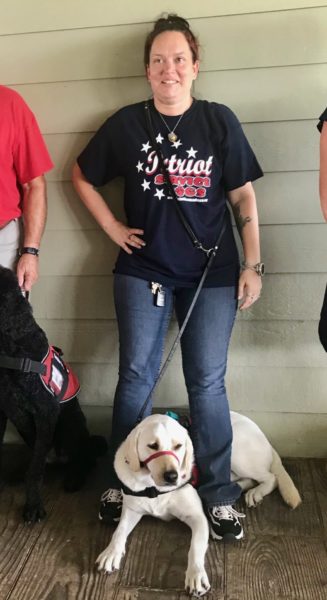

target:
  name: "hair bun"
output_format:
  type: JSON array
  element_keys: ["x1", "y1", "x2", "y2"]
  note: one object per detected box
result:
[{"x1": 154, "y1": 14, "x2": 191, "y2": 33}]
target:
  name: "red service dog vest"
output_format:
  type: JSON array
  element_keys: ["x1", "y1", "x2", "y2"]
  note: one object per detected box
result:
[{"x1": 40, "y1": 346, "x2": 80, "y2": 403}]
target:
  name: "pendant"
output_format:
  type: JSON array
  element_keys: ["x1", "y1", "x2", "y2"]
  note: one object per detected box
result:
[{"x1": 168, "y1": 132, "x2": 177, "y2": 143}]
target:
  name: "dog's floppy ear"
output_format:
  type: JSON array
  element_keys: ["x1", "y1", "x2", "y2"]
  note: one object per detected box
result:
[
  {"x1": 123, "y1": 425, "x2": 141, "y2": 471},
  {"x1": 181, "y1": 433, "x2": 194, "y2": 479}
]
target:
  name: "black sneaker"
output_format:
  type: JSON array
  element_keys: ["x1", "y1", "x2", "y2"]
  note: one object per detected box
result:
[
  {"x1": 98, "y1": 488, "x2": 123, "y2": 524},
  {"x1": 205, "y1": 505, "x2": 245, "y2": 541}
]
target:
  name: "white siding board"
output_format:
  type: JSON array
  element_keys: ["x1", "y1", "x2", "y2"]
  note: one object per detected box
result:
[
  {"x1": 46, "y1": 173, "x2": 322, "y2": 234},
  {"x1": 1, "y1": 1, "x2": 324, "y2": 35},
  {"x1": 44, "y1": 122, "x2": 319, "y2": 183},
  {"x1": 238, "y1": 273, "x2": 326, "y2": 321},
  {"x1": 71, "y1": 362, "x2": 327, "y2": 414},
  {"x1": 10, "y1": 63, "x2": 327, "y2": 135},
  {"x1": 254, "y1": 172, "x2": 322, "y2": 225},
  {"x1": 39, "y1": 225, "x2": 326, "y2": 276},
  {"x1": 47, "y1": 182, "x2": 125, "y2": 231},
  {"x1": 40, "y1": 229, "x2": 119, "y2": 276},
  {"x1": 32, "y1": 273, "x2": 325, "y2": 321},
  {"x1": 199, "y1": 8, "x2": 327, "y2": 71},
  {"x1": 45, "y1": 133, "x2": 92, "y2": 183},
  {"x1": 230, "y1": 320, "x2": 326, "y2": 368},
  {"x1": 1, "y1": 8, "x2": 327, "y2": 85},
  {"x1": 197, "y1": 65, "x2": 327, "y2": 123},
  {"x1": 244, "y1": 121, "x2": 319, "y2": 173},
  {"x1": 33, "y1": 276, "x2": 115, "y2": 320},
  {"x1": 10, "y1": 79, "x2": 149, "y2": 135},
  {"x1": 7, "y1": 406, "x2": 323, "y2": 457},
  {"x1": 38, "y1": 319, "x2": 326, "y2": 368},
  {"x1": 261, "y1": 224, "x2": 326, "y2": 273},
  {"x1": 235, "y1": 412, "x2": 327, "y2": 458}
]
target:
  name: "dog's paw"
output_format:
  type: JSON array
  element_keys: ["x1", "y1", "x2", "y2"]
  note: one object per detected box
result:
[
  {"x1": 23, "y1": 503, "x2": 47, "y2": 524},
  {"x1": 245, "y1": 488, "x2": 263, "y2": 508},
  {"x1": 96, "y1": 545, "x2": 124, "y2": 574},
  {"x1": 185, "y1": 566, "x2": 210, "y2": 597}
]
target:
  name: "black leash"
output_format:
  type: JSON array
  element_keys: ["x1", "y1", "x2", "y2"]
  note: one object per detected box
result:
[
  {"x1": 136, "y1": 103, "x2": 227, "y2": 423},
  {"x1": 145, "y1": 101, "x2": 218, "y2": 256}
]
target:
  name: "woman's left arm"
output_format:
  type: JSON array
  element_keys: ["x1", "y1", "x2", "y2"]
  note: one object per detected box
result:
[{"x1": 227, "y1": 181, "x2": 262, "y2": 310}]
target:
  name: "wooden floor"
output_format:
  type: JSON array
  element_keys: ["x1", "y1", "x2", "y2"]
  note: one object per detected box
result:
[{"x1": 0, "y1": 448, "x2": 326, "y2": 600}]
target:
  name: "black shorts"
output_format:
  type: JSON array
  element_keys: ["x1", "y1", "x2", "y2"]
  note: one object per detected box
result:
[{"x1": 318, "y1": 284, "x2": 327, "y2": 352}]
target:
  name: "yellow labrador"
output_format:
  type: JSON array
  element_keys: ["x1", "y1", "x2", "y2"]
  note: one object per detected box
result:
[
  {"x1": 96, "y1": 412, "x2": 301, "y2": 596},
  {"x1": 230, "y1": 411, "x2": 301, "y2": 510},
  {"x1": 96, "y1": 414, "x2": 210, "y2": 597}
]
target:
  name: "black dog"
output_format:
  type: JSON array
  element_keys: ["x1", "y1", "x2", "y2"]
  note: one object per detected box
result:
[{"x1": 0, "y1": 266, "x2": 107, "y2": 523}]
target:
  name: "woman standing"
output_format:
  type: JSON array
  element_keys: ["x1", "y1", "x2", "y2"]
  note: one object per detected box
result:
[{"x1": 72, "y1": 15, "x2": 263, "y2": 541}]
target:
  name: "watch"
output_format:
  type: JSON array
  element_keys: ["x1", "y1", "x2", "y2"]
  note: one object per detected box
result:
[
  {"x1": 19, "y1": 247, "x2": 40, "y2": 257},
  {"x1": 242, "y1": 261, "x2": 265, "y2": 276}
]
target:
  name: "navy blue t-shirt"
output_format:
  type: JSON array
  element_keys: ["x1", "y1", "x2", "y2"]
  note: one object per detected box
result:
[
  {"x1": 77, "y1": 100, "x2": 263, "y2": 287},
  {"x1": 318, "y1": 107, "x2": 327, "y2": 132}
]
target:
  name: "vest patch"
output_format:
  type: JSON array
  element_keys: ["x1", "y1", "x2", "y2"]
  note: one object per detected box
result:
[{"x1": 40, "y1": 346, "x2": 80, "y2": 403}]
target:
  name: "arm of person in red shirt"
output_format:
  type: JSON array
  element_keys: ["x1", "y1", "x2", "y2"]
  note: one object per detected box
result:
[
  {"x1": 320, "y1": 122, "x2": 327, "y2": 222},
  {"x1": 16, "y1": 175, "x2": 47, "y2": 292}
]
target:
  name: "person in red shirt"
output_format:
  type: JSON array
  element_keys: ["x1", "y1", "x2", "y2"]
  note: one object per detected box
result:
[{"x1": 0, "y1": 85, "x2": 53, "y2": 291}]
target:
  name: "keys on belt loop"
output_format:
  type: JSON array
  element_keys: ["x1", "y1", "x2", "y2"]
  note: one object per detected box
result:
[{"x1": 151, "y1": 282, "x2": 165, "y2": 307}]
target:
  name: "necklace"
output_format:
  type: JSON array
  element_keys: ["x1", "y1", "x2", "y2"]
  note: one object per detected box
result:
[{"x1": 157, "y1": 111, "x2": 184, "y2": 142}]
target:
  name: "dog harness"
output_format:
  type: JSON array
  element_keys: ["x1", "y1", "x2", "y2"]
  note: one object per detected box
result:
[
  {"x1": 122, "y1": 448, "x2": 198, "y2": 498},
  {"x1": 141, "y1": 450, "x2": 180, "y2": 467},
  {"x1": 121, "y1": 479, "x2": 192, "y2": 498},
  {"x1": 39, "y1": 346, "x2": 80, "y2": 403},
  {"x1": 0, "y1": 345, "x2": 80, "y2": 404}
]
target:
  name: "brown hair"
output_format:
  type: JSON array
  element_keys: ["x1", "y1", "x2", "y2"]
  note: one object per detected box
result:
[{"x1": 144, "y1": 14, "x2": 200, "y2": 67}]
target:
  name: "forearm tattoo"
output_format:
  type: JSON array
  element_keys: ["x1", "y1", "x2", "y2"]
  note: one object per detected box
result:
[{"x1": 233, "y1": 201, "x2": 252, "y2": 237}]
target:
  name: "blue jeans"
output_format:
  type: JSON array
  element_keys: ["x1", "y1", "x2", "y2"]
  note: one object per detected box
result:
[{"x1": 110, "y1": 274, "x2": 242, "y2": 507}]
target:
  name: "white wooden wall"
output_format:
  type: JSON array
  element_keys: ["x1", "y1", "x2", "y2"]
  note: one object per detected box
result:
[{"x1": 1, "y1": 0, "x2": 326, "y2": 455}]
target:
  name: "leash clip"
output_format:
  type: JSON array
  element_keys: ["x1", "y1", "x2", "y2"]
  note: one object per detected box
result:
[{"x1": 194, "y1": 240, "x2": 215, "y2": 257}]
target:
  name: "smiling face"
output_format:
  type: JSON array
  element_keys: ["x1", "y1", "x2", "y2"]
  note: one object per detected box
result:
[{"x1": 146, "y1": 31, "x2": 199, "y2": 114}]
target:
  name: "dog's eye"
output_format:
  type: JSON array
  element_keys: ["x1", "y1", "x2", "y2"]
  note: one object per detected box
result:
[
  {"x1": 148, "y1": 443, "x2": 159, "y2": 450},
  {"x1": 174, "y1": 443, "x2": 182, "y2": 450}
]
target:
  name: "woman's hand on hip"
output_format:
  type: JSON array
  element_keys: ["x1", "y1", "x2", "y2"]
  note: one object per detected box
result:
[
  {"x1": 238, "y1": 269, "x2": 262, "y2": 310},
  {"x1": 106, "y1": 220, "x2": 146, "y2": 254}
]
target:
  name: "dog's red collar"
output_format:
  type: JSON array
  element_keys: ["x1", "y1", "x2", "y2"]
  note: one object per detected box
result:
[{"x1": 141, "y1": 450, "x2": 180, "y2": 467}]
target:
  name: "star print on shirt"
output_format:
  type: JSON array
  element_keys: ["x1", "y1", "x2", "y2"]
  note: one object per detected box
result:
[
  {"x1": 136, "y1": 161, "x2": 144, "y2": 172},
  {"x1": 172, "y1": 139, "x2": 182, "y2": 149},
  {"x1": 141, "y1": 141, "x2": 151, "y2": 153},
  {"x1": 141, "y1": 180, "x2": 151, "y2": 191},
  {"x1": 156, "y1": 133, "x2": 164, "y2": 144},
  {"x1": 186, "y1": 147, "x2": 198, "y2": 158},
  {"x1": 154, "y1": 188, "x2": 165, "y2": 200}
]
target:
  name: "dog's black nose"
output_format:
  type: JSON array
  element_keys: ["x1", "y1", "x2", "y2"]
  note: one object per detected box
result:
[{"x1": 163, "y1": 470, "x2": 178, "y2": 484}]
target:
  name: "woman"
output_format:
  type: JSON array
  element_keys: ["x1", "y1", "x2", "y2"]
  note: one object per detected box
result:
[
  {"x1": 72, "y1": 15, "x2": 263, "y2": 541},
  {"x1": 318, "y1": 108, "x2": 327, "y2": 350}
]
